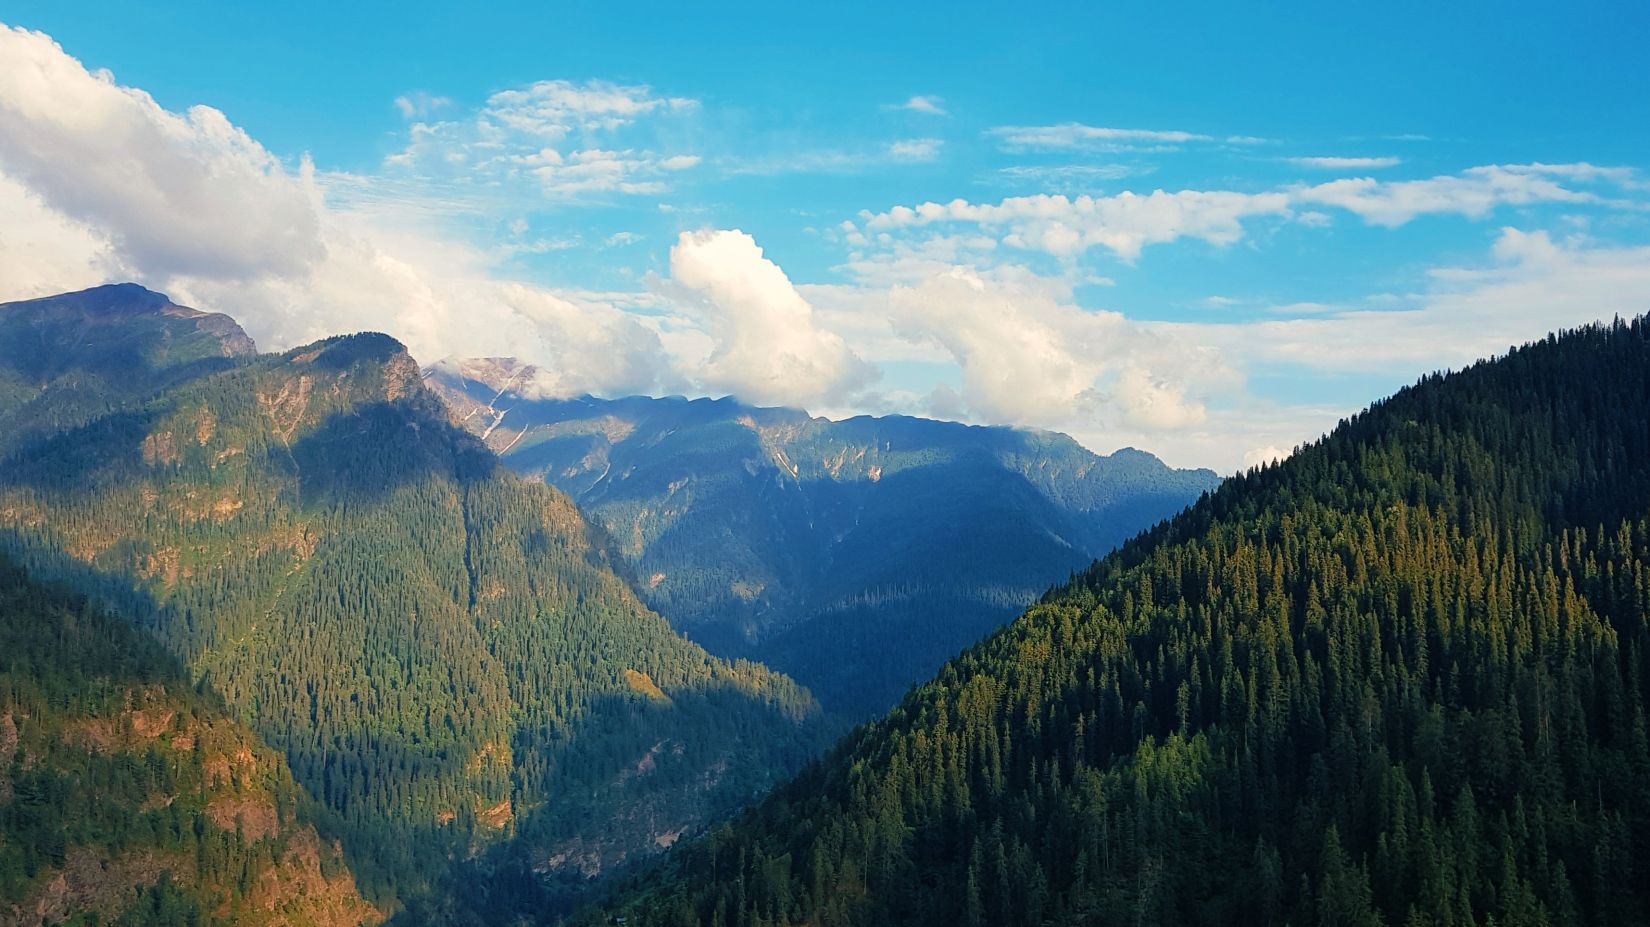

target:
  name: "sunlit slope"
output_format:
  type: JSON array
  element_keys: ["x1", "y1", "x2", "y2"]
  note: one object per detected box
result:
[{"x1": 590, "y1": 318, "x2": 1650, "y2": 926}]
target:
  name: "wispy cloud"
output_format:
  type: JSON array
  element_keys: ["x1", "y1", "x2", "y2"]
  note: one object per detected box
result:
[
  {"x1": 393, "y1": 91, "x2": 452, "y2": 119},
  {"x1": 889, "y1": 95, "x2": 947, "y2": 116},
  {"x1": 861, "y1": 189, "x2": 1293, "y2": 260},
  {"x1": 856, "y1": 163, "x2": 1644, "y2": 260},
  {"x1": 1295, "y1": 163, "x2": 1613, "y2": 226},
  {"x1": 1286, "y1": 155, "x2": 1401, "y2": 170},
  {"x1": 989, "y1": 123, "x2": 1213, "y2": 152},
  {"x1": 479, "y1": 79, "x2": 697, "y2": 137},
  {"x1": 384, "y1": 79, "x2": 701, "y2": 199},
  {"x1": 727, "y1": 139, "x2": 945, "y2": 176},
  {"x1": 888, "y1": 138, "x2": 943, "y2": 162},
  {"x1": 994, "y1": 163, "x2": 1154, "y2": 191},
  {"x1": 988, "y1": 123, "x2": 1277, "y2": 155}
]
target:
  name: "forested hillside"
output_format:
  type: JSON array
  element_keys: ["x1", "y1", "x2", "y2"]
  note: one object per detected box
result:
[
  {"x1": 0, "y1": 555, "x2": 379, "y2": 927},
  {"x1": 430, "y1": 361, "x2": 1219, "y2": 717},
  {"x1": 587, "y1": 317, "x2": 1650, "y2": 926},
  {"x1": 0, "y1": 283, "x2": 255, "y2": 459},
  {"x1": 0, "y1": 286, "x2": 828, "y2": 920}
]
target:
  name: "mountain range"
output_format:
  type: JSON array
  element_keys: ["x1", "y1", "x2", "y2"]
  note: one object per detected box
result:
[
  {"x1": 0, "y1": 285, "x2": 827, "y2": 922},
  {"x1": 428, "y1": 359, "x2": 1219, "y2": 718},
  {"x1": 586, "y1": 317, "x2": 1650, "y2": 926},
  {"x1": 8, "y1": 282, "x2": 1648, "y2": 927}
]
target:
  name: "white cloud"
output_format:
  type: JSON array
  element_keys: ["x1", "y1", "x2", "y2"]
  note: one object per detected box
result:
[
  {"x1": 0, "y1": 170, "x2": 122, "y2": 298},
  {"x1": 875, "y1": 267, "x2": 1221, "y2": 432},
  {"x1": 891, "y1": 95, "x2": 947, "y2": 116},
  {"x1": 480, "y1": 79, "x2": 696, "y2": 137},
  {"x1": 1242, "y1": 445, "x2": 1288, "y2": 469},
  {"x1": 0, "y1": 25, "x2": 324, "y2": 280},
  {"x1": 1128, "y1": 229, "x2": 1650, "y2": 470},
  {"x1": 727, "y1": 140, "x2": 949, "y2": 176},
  {"x1": 667, "y1": 229, "x2": 875, "y2": 408},
  {"x1": 995, "y1": 163, "x2": 1150, "y2": 188},
  {"x1": 383, "y1": 78, "x2": 700, "y2": 199},
  {"x1": 0, "y1": 24, "x2": 669, "y2": 398},
  {"x1": 1296, "y1": 164, "x2": 1603, "y2": 226},
  {"x1": 1286, "y1": 156, "x2": 1401, "y2": 170},
  {"x1": 863, "y1": 189, "x2": 1293, "y2": 260},
  {"x1": 1238, "y1": 227, "x2": 1650, "y2": 372},
  {"x1": 393, "y1": 91, "x2": 452, "y2": 119},
  {"x1": 888, "y1": 138, "x2": 943, "y2": 162},
  {"x1": 989, "y1": 123, "x2": 1214, "y2": 151},
  {"x1": 860, "y1": 163, "x2": 1641, "y2": 261},
  {"x1": 6, "y1": 22, "x2": 1648, "y2": 479}
]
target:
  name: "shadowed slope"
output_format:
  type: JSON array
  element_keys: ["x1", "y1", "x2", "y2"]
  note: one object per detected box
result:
[
  {"x1": 0, "y1": 286, "x2": 829, "y2": 918},
  {"x1": 588, "y1": 318, "x2": 1650, "y2": 926}
]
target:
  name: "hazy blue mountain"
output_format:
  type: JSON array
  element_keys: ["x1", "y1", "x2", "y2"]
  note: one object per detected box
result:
[{"x1": 429, "y1": 359, "x2": 1221, "y2": 717}]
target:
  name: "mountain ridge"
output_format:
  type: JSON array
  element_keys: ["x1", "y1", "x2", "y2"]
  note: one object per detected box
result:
[
  {"x1": 428, "y1": 359, "x2": 1220, "y2": 718},
  {"x1": 0, "y1": 285, "x2": 831, "y2": 919},
  {"x1": 586, "y1": 316, "x2": 1650, "y2": 926}
]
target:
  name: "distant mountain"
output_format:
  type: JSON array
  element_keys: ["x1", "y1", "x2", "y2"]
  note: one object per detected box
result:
[
  {"x1": 428, "y1": 359, "x2": 1221, "y2": 718},
  {"x1": 587, "y1": 318, "x2": 1650, "y2": 926},
  {"x1": 0, "y1": 554, "x2": 379, "y2": 927},
  {"x1": 0, "y1": 286, "x2": 829, "y2": 919}
]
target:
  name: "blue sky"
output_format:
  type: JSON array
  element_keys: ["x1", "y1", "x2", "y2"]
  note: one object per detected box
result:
[{"x1": 1, "y1": 2, "x2": 1647, "y2": 469}]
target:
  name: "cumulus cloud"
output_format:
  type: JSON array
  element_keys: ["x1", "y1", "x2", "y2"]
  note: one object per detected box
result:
[
  {"x1": 667, "y1": 229, "x2": 875, "y2": 407},
  {"x1": 6, "y1": 21, "x2": 1647, "y2": 477},
  {"x1": 0, "y1": 25, "x2": 324, "y2": 280},
  {"x1": 0, "y1": 171, "x2": 122, "y2": 296},
  {"x1": 1242, "y1": 445, "x2": 1289, "y2": 469},
  {"x1": 880, "y1": 267, "x2": 1218, "y2": 431}
]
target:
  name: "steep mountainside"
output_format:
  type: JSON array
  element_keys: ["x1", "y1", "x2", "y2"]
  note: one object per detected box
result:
[
  {"x1": 588, "y1": 318, "x2": 1650, "y2": 926},
  {"x1": 0, "y1": 286, "x2": 828, "y2": 919},
  {"x1": 0, "y1": 283, "x2": 255, "y2": 459},
  {"x1": 429, "y1": 360, "x2": 1219, "y2": 717},
  {"x1": 0, "y1": 555, "x2": 378, "y2": 927}
]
